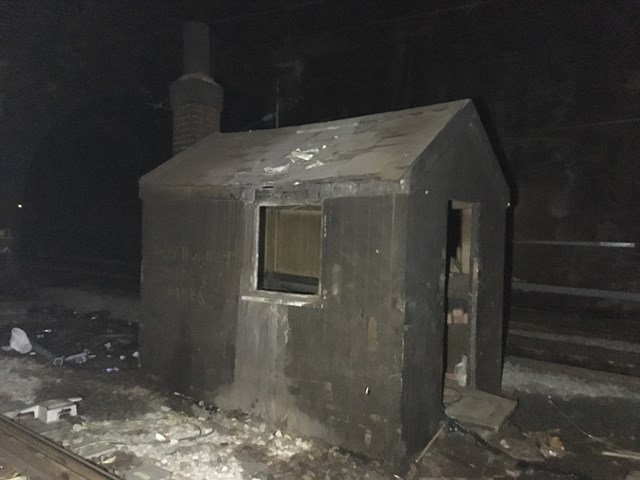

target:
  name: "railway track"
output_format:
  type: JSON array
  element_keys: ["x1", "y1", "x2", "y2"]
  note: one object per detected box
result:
[{"x1": 0, "y1": 415, "x2": 120, "y2": 480}]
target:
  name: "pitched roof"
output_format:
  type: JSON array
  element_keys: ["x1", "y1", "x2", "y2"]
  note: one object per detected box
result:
[{"x1": 140, "y1": 100, "x2": 472, "y2": 189}]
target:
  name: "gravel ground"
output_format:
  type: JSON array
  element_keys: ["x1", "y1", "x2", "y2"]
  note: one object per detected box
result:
[
  {"x1": 3, "y1": 297, "x2": 640, "y2": 479},
  {"x1": 0, "y1": 356, "x2": 42, "y2": 404},
  {"x1": 503, "y1": 358, "x2": 640, "y2": 400},
  {"x1": 0, "y1": 355, "x2": 390, "y2": 480}
]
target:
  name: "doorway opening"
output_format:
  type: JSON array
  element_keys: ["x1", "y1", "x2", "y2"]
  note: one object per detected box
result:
[{"x1": 442, "y1": 201, "x2": 477, "y2": 405}]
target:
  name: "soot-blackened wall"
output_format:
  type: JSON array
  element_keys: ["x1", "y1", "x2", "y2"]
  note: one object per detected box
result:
[
  {"x1": 217, "y1": 194, "x2": 409, "y2": 465},
  {"x1": 402, "y1": 110, "x2": 508, "y2": 457},
  {"x1": 140, "y1": 197, "x2": 243, "y2": 396},
  {"x1": 139, "y1": 102, "x2": 508, "y2": 471}
]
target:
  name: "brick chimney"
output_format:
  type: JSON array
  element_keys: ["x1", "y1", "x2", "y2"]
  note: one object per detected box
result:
[{"x1": 170, "y1": 21, "x2": 223, "y2": 155}]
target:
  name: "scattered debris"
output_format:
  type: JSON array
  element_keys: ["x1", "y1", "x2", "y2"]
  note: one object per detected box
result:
[
  {"x1": 601, "y1": 450, "x2": 640, "y2": 461},
  {"x1": 65, "y1": 351, "x2": 88, "y2": 364},
  {"x1": 3, "y1": 300, "x2": 640, "y2": 479},
  {"x1": 263, "y1": 164, "x2": 290, "y2": 174},
  {"x1": 30, "y1": 342, "x2": 64, "y2": 366},
  {"x1": 1, "y1": 304, "x2": 139, "y2": 371},
  {"x1": 2, "y1": 474, "x2": 28, "y2": 480},
  {"x1": 538, "y1": 433, "x2": 566, "y2": 459},
  {"x1": 492, "y1": 429, "x2": 543, "y2": 463},
  {"x1": 287, "y1": 147, "x2": 319, "y2": 161},
  {"x1": 454, "y1": 354, "x2": 468, "y2": 387},
  {"x1": 524, "y1": 429, "x2": 568, "y2": 460},
  {"x1": 124, "y1": 463, "x2": 172, "y2": 480},
  {"x1": 419, "y1": 423, "x2": 446, "y2": 463},
  {"x1": 263, "y1": 147, "x2": 326, "y2": 175},
  {"x1": 8, "y1": 327, "x2": 32, "y2": 353},
  {"x1": 74, "y1": 439, "x2": 118, "y2": 459},
  {"x1": 98, "y1": 452, "x2": 118, "y2": 465}
]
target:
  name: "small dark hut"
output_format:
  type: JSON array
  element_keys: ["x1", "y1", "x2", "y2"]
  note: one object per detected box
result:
[
  {"x1": 140, "y1": 21, "x2": 509, "y2": 471},
  {"x1": 140, "y1": 100, "x2": 510, "y2": 469}
]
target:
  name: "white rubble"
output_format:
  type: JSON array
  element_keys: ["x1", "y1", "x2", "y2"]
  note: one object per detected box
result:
[{"x1": 0, "y1": 356, "x2": 388, "y2": 479}]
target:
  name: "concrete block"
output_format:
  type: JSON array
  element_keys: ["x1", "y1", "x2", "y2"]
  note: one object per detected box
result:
[{"x1": 6, "y1": 398, "x2": 81, "y2": 424}]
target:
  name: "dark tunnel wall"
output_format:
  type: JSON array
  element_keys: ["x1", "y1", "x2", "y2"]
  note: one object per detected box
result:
[
  {"x1": 21, "y1": 98, "x2": 171, "y2": 264},
  {"x1": 311, "y1": 1, "x2": 640, "y2": 319}
]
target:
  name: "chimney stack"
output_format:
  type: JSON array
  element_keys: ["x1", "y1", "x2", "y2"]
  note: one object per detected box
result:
[{"x1": 170, "y1": 22, "x2": 223, "y2": 155}]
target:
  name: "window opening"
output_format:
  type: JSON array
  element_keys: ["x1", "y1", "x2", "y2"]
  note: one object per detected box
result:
[{"x1": 257, "y1": 205, "x2": 322, "y2": 295}]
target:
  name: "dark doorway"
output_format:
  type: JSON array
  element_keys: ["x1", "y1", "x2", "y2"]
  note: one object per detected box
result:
[{"x1": 443, "y1": 200, "x2": 477, "y2": 402}]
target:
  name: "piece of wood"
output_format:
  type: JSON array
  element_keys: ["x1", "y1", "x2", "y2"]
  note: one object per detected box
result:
[
  {"x1": 444, "y1": 382, "x2": 517, "y2": 431},
  {"x1": 414, "y1": 422, "x2": 446, "y2": 464},
  {"x1": 601, "y1": 450, "x2": 640, "y2": 461}
]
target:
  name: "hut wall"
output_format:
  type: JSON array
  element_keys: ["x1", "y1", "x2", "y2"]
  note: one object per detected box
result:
[
  {"x1": 140, "y1": 196, "x2": 244, "y2": 397},
  {"x1": 218, "y1": 194, "x2": 409, "y2": 465},
  {"x1": 401, "y1": 107, "x2": 508, "y2": 459}
]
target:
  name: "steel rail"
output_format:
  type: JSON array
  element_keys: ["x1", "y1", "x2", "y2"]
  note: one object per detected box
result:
[{"x1": 0, "y1": 415, "x2": 121, "y2": 480}]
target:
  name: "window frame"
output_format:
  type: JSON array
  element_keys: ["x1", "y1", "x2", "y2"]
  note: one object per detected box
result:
[{"x1": 242, "y1": 201, "x2": 325, "y2": 307}]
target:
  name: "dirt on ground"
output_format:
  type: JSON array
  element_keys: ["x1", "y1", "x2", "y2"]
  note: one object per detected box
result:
[{"x1": 1, "y1": 294, "x2": 640, "y2": 479}]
